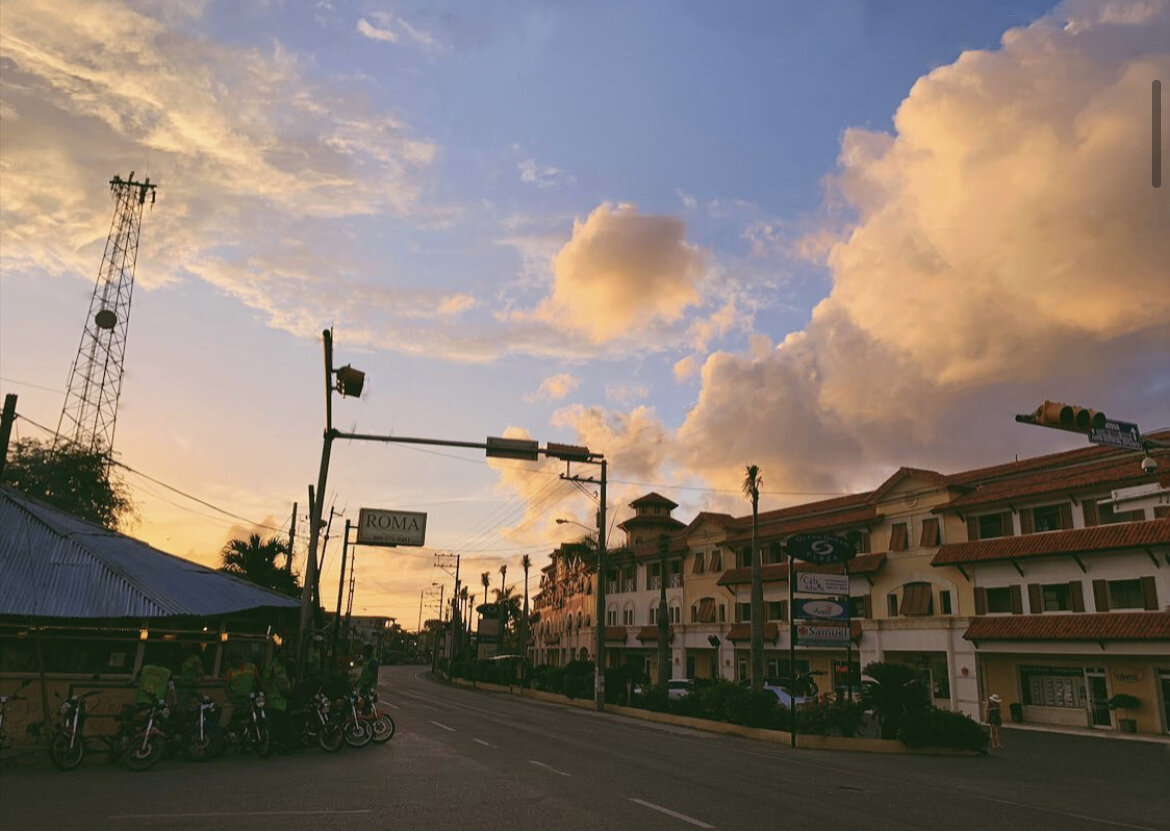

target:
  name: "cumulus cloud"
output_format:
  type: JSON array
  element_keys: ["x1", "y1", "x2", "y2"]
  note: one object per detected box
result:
[
  {"x1": 520, "y1": 203, "x2": 707, "y2": 344},
  {"x1": 527, "y1": 373, "x2": 580, "y2": 402}
]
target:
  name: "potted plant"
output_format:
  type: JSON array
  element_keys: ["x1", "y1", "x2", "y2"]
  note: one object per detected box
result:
[{"x1": 1109, "y1": 693, "x2": 1140, "y2": 732}]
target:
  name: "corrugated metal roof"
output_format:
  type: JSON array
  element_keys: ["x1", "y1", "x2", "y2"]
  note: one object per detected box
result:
[{"x1": 0, "y1": 488, "x2": 300, "y2": 619}]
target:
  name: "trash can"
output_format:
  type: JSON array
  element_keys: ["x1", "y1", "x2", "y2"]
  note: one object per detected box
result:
[{"x1": 1009, "y1": 702, "x2": 1023, "y2": 723}]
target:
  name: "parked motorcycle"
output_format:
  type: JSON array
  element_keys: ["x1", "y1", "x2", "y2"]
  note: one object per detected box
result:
[
  {"x1": 290, "y1": 689, "x2": 343, "y2": 753},
  {"x1": 340, "y1": 689, "x2": 373, "y2": 748},
  {"x1": 117, "y1": 699, "x2": 171, "y2": 771},
  {"x1": 47, "y1": 689, "x2": 102, "y2": 771},
  {"x1": 179, "y1": 695, "x2": 225, "y2": 761},
  {"x1": 356, "y1": 688, "x2": 395, "y2": 744},
  {"x1": 224, "y1": 690, "x2": 271, "y2": 758}
]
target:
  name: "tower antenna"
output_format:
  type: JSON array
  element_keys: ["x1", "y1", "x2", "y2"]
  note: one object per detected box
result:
[{"x1": 56, "y1": 172, "x2": 157, "y2": 456}]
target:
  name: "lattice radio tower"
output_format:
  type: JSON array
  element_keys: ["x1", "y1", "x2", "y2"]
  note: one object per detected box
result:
[{"x1": 57, "y1": 172, "x2": 157, "y2": 455}]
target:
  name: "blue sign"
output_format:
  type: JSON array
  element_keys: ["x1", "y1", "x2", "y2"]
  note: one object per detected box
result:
[{"x1": 1088, "y1": 419, "x2": 1143, "y2": 451}]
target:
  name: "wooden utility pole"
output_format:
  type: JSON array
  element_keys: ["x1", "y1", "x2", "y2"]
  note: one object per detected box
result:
[
  {"x1": 0, "y1": 393, "x2": 17, "y2": 481},
  {"x1": 657, "y1": 534, "x2": 670, "y2": 686},
  {"x1": 286, "y1": 501, "x2": 297, "y2": 572}
]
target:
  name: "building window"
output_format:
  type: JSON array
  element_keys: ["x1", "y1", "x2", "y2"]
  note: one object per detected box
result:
[
  {"x1": 889, "y1": 522, "x2": 909, "y2": 551},
  {"x1": 766, "y1": 601, "x2": 784, "y2": 621},
  {"x1": 887, "y1": 593, "x2": 898, "y2": 617},
  {"x1": 709, "y1": 549, "x2": 723, "y2": 572},
  {"x1": 692, "y1": 552, "x2": 705, "y2": 574},
  {"x1": 1032, "y1": 504, "x2": 1065, "y2": 532},
  {"x1": 899, "y1": 582, "x2": 933, "y2": 616},
  {"x1": 739, "y1": 547, "x2": 752, "y2": 569},
  {"x1": 974, "y1": 512, "x2": 1012, "y2": 540},
  {"x1": 985, "y1": 587, "x2": 1015, "y2": 613},
  {"x1": 622, "y1": 606, "x2": 634, "y2": 626},
  {"x1": 920, "y1": 517, "x2": 941, "y2": 548},
  {"x1": 939, "y1": 590, "x2": 952, "y2": 615},
  {"x1": 607, "y1": 608, "x2": 617, "y2": 626},
  {"x1": 718, "y1": 603, "x2": 727, "y2": 623},
  {"x1": 668, "y1": 560, "x2": 682, "y2": 588},
  {"x1": 766, "y1": 542, "x2": 784, "y2": 565},
  {"x1": 843, "y1": 529, "x2": 870, "y2": 554},
  {"x1": 849, "y1": 595, "x2": 872, "y2": 619},
  {"x1": 1021, "y1": 666, "x2": 1086, "y2": 709},
  {"x1": 738, "y1": 602, "x2": 751, "y2": 623},
  {"x1": 669, "y1": 605, "x2": 681, "y2": 625},
  {"x1": 1042, "y1": 584, "x2": 1070, "y2": 612},
  {"x1": 695, "y1": 597, "x2": 717, "y2": 624},
  {"x1": 1108, "y1": 579, "x2": 1146, "y2": 610}
]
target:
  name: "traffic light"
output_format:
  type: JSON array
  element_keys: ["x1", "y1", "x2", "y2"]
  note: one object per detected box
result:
[{"x1": 1015, "y1": 400, "x2": 1107, "y2": 433}]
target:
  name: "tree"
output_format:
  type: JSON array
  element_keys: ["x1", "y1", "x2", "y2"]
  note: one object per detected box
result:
[
  {"x1": 493, "y1": 583, "x2": 523, "y2": 642},
  {"x1": 2, "y1": 438, "x2": 133, "y2": 530},
  {"x1": 520, "y1": 554, "x2": 532, "y2": 670},
  {"x1": 220, "y1": 533, "x2": 301, "y2": 597},
  {"x1": 743, "y1": 464, "x2": 763, "y2": 690},
  {"x1": 481, "y1": 571, "x2": 491, "y2": 634},
  {"x1": 860, "y1": 661, "x2": 930, "y2": 739}
]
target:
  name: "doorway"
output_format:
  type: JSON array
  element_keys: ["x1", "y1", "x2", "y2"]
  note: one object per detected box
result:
[
  {"x1": 1160, "y1": 671, "x2": 1170, "y2": 735},
  {"x1": 1085, "y1": 670, "x2": 1112, "y2": 729}
]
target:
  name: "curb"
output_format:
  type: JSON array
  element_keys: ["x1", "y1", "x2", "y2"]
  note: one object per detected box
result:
[{"x1": 446, "y1": 677, "x2": 978, "y2": 756}]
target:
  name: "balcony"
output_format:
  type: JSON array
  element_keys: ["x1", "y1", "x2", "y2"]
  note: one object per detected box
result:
[
  {"x1": 668, "y1": 574, "x2": 682, "y2": 588},
  {"x1": 607, "y1": 581, "x2": 619, "y2": 594},
  {"x1": 622, "y1": 579, "x2": 636, "y2": 593},
  {"x1": 649, "y1": 576, "x2": 662, "y2": 591}
]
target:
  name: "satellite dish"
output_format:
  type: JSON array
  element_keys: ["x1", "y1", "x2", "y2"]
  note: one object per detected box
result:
[{"x1": 94, "y1": 309, "x2": 117, "y2": 329}]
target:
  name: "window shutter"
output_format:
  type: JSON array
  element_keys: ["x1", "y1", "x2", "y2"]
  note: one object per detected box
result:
[
  {"x1": 1155, "y1": 506, "x2": 1170, "y2": 519},
  {"x1": 1010, "y1": 585, "x2": 1023, "y2": 615},
  {"x1": 860, "y1": 531, "x2": 871, "y2": 553},
  {"x1": 779, "y1": 600, "x2": 789, "y2": 622},
  {"x1": 862, "y1": 594, "x2": 872, "y2": 619},
  {"x1": 1083, "y1": 500, "x2": 1099, "y2": 527},
  {"x1": 1058, "y1": 503, "x2": 1073, "y2": 530},
  {"x1": 974, "y1": 587, "x2": 987, "y2": 615},
  {"x1": 1028, "y1": 583, "x2": 1043, "y2": 614},
  {"x1": 1019, "y1": 510, "x2": 1034, "y2": 535},
  {"x1": 1069, "y1": 581, "x2": 1085, "y2": 612},
  {"x1": 890, "y1": 523, "x2": 908, "y2": 551},
  {"x1": 920, "y1": 517, "x2": 940, "y2": 548},
  {"x1": 1001, "y1": 511, "x2": 1015, "y2": 536},
  {"x1": 1141, "y1": 576, "x2": 1159, "y2": 611},
  {"x1": 967, "y1": 517, "x2": 980, "y2": 542},
  {"x1": 1093, "y1": 579, "x2": 1110, "y2": 612}
]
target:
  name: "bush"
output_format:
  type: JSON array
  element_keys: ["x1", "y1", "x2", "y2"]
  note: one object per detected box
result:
[
  {"x1": 725, "y1": 688, "x2": 780, "y2": 728},
  {"x1": 898, "y1": 707, "x2": 989, "y2": 752},
  {"x1": 698, "y1": 681, "x2": 743, "y2": 722},
  {"x1": 796, "y1": 700, "x2": 865, "y2": 737}
]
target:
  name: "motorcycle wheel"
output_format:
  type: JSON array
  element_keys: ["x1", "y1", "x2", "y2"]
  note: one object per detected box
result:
[
  {"x1": 48, "y1": 731, "x2": 85, "y2": 771},
  {"x1": 254, "y1": 723, "x2": 272, "y2": 759},
  {"x1": 370, "y1": 715, "x2": 395, "y2": 743},
  {"x1": 317, "y1": 722, "x2": 344, "y2": 753},
  {"x1": 124, "y1": 734, "x2": 165, "y2": 771},
  {"x1": 343, "y1": 719, "x2": 372, "y2": 748},
  {"x1": 184, "y1": 726, "x2": 225, "y2": 762}
]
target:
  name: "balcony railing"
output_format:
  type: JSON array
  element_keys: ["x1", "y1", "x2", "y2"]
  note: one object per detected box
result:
[
  {"x1": 607, "y1": 581, "x2": 619, "y2": 594},
  {"x1": 622, "y1": 579, "x2": 636, "y2": 593},
  {"x1": 668, "y1": 574, "x2": 682, "y2": 588},
  {"x1": 649, "y1": 577, "x2": 661, "y2": 590}
]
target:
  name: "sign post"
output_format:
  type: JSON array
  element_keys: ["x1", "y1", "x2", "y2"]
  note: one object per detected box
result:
[{"x1": 784, "y1": 532, "x2": 857, "y2": 749}]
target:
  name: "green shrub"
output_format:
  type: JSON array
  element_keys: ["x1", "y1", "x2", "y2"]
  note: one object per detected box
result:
[
  {"x1": 726, "y1": 688, "x2": 779, "y2": 728},
  {"x1": 898, "y1": 707, "x2": 989, "y2": 752},
  {"x1": 698, "y1": 681, "x2": 743, "y2": 722}
]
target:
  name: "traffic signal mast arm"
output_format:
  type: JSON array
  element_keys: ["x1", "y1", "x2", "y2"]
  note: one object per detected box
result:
[{"x1": 1015, "y1": 400, "x2": 1107, "y2": 433}]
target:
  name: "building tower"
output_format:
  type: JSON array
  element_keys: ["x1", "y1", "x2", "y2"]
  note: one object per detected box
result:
[{"x1": 57, "y1": 172, "x2": 157, "y2": 455}]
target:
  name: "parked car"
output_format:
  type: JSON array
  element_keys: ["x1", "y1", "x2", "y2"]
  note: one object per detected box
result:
[
  {"x1": 666, "y1": 679, "x2": 695, "y2": 700},
  {"x1": 760, "y1": 683, "x2": 807, "y2": 709}
]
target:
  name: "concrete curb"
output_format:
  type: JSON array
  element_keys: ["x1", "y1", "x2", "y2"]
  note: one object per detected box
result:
[{"x1": 447, "y1": 677, "x2": 978, "y2": 756}]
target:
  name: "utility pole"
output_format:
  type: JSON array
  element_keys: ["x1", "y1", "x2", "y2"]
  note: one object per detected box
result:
[
  {"x1": 561, "y1": 455, "x2": 608, "y2": 710},
  {"x1": 0, "y1": 394, "x2": 17, "y2": 481},
  {"x1": 657, "y1": 533, "x2": 670, "y2": 686},
  {"x1": 434, "y1": 553, "x2": 461, "y2": 663},
  {"x1": 286, "y1": 501, "x2": 298, "y2": 573},
  {"x1": 332, "y1": 519, "x2": 352, "y2": 666}
]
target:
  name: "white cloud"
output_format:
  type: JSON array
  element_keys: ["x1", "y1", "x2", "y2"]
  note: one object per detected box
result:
[
  {"x1": 527, "y1": 373, "x2": 580, "y2": 402},
  {"x1": 357, "y1": 17, "x2": 398, "y2": 43},
  {"x1": 518, "y1": 158, "x2": 576, "y2": 189}
]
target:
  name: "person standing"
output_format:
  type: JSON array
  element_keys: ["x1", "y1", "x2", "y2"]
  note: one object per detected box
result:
[
  {"x1": 224, "y1": 651, "x2": 259, "y2": 727},
  {"x1": 357, "y1": 644, "x2": 380, "y2": 694},
  {"x1": 987, "y1": 693, "x2": 1004, "y2": 750},
  {"x1": 176, "y1": 644, "x2": 205, "y2": 707},
  {"x1": 264, "y1": 650, "x2": 292, "y2": 753}
]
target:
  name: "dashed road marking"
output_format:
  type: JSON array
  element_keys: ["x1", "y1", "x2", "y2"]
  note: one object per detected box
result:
[
  {"x1": 529, "y1": 759, "x2": 571, "y2": 776},
  {"x1": 379, "y1": 700, "x2": 400, "y2": 710},
  {"x1": 472, "y1": 738, "x2": 495, "y2": 747},
  {"x1": 629, "y1": 798, "x2": 714, "y2": 830},
  {"x1": 110, "y1": 810, "x2": 372, "y2": 820},
  {"x1": 430, "y1": 720, "x2": 456, "y2": 732}
]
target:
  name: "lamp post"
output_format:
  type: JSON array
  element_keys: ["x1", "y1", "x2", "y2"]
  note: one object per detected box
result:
[{"x1": 557, "y1": 479, "x2": 609, "y2": 712}]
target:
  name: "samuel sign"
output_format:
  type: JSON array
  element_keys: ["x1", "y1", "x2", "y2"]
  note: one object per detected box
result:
[{"x1": 356, "y1": 508, "x2": 428, "y2": 547}]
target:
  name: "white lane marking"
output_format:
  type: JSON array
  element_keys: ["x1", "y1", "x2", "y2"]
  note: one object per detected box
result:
[
  {"x1": 629, "y1": 798, "x2": 714, "y2": 830},
  {"x1": 110, "y1": 810, "x2": 371, "y2": 820},
  {"x1": 472, "y1": 738, "x2": 495, "y2": 747},
  {"x1": 529, "y1": 759, "x2": 571, "y2": 777},
  {"x1": 430, "y1": 720, "x2": 456, "y2": 732},
  {"x1": 379, "y1": 700, "x2": 400, "y2": 710}
]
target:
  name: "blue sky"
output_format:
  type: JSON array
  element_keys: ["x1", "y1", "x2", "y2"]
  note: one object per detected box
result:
[{"x1": 2, "y1": 0, "x2": 1167, "y2": 625}]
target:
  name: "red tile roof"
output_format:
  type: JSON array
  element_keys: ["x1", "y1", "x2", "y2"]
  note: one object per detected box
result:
[
  {"x1": 932, "y1": 519, "x2": 1170, "y2": 566},
  {"x1": 725, "y1": 622, "x2": 782, "y2": 642},
  {"x1": 964, "y1": 612, "x2": 1170, "y2": 642},
  {"x1": 604, "y1": 626, "x2": 627, "y2": 641},
  {"x1": 635, "y1": 625, "x2": 673, "y2": 641},
  {"x1": 722, "y1": 503, "x2": 880, "y2": 547},
  {"x1": 630, "y1": 492, "x2": 678, "y2": 509}
]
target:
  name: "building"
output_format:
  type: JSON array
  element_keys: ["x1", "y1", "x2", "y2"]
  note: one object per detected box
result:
[{"x1": 527, "y1": 433, "x2": 1170, "y2": 735}]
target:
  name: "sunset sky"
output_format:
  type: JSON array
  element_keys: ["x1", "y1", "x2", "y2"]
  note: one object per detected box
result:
[{"x1": 2, "y1": 0, "x2": 1167, "y2": 628}]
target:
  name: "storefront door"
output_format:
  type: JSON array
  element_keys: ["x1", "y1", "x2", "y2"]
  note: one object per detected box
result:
[
  {"x1": 1085, "y1": 671, "x2": 1112, "y2": 728},
  {"x1": 1160, "y1": 672, "x2": 1170, "y2": 735}
]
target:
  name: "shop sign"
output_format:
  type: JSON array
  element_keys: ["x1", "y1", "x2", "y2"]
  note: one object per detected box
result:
[
  {"x1": 796, "y1": 572, "x2": 850, "y2": 596},
  {"x1": 795, "y1": 597, "x2": 849, "y2": 621},
  {"x1": 796, "y1": 621, "x2": 850, "y2": 647}
]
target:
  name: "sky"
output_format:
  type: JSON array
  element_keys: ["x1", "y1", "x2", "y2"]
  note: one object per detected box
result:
[{"x1": 2, "y1": 0, "x2": 1167, "y2": 629}]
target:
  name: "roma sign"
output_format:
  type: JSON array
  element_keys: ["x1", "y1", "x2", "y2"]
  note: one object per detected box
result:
[{"x1": 356, "y1": 508, "x2": 427, "y2": 547}]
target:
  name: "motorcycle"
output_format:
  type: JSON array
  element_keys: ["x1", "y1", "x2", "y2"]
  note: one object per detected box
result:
[
  {"x1": 224, "y1": 690, "x2": 271, "y2": 758},
  {"x1": 117, "y1": 698, "x2": 171, "y2": 771},
  {"x1": 290, "y1": 689, "x2": 343, "y2": 753},
  {"x1": 356, "y1": 688, "x2": 395, "y2": 744},
  {"x1": 340, "y1": 689, "x2": 373, "y2": 748},
  {"x1": 180, "y1": 695, "x2": 225, "y2": 762},
  {"x1": 0, "y1": 678, "x2": 31, "y2": 751},
  {"x1": 47, "y1": 689, "x2": 101, "y2": 771}
]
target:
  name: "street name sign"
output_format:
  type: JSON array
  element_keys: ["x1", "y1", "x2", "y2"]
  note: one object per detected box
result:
[
  {"x1": 1088, "y1": 419, "x2": 1144, "y2": 451},
  {"x1": 795, "y1": 597, "x2": 850, "y2": 621},
  {"x1": 795, "y1": 572, "x2": 850, "y2": 596},
  {"x1": 796, "y1": 621, "x2": 850, "y2": 647},
  {"x1": 356, "y1": 508, "x2": 428, "y2": 547},
  {"x1": 785, "y1": 532, "x2": 857, "y2": 565}
]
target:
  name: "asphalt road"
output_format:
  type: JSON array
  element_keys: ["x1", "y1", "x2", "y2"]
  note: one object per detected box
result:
[{"x1": 1, "y1": 664, "x2": 1167, "y2": 830}]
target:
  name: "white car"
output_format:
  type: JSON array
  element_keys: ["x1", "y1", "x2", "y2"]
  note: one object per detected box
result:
[
  {"x1": 760, "y1": 683, "x2": 809, "y2": 709},
  {"x1": 667, "y1": 679, "x2": 695, "y2": 700}
]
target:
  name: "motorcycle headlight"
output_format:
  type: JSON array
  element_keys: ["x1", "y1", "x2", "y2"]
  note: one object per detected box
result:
[
  {"x1": 59, "y1": 703, "x2": 71, "y2": 715},
  {"x1": 160, "y1": 707, "x2": 171, "y2": 719},
  {"x1": 255, "y1": 694, "x2": 266, "y2": 708}
]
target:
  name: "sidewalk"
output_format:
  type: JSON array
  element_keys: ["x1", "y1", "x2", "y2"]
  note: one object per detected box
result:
[{"x1": 1004, "y1": 720, "x2": 1170, "y2": 746}]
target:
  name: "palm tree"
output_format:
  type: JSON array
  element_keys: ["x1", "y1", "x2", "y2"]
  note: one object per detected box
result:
[
  {"x1": 520, "y1": 554, "x2": 532, "y2": 673},
  {"x1": 220, "y1": 533, "x2": 299, "y2": 597},
  {"x1": 743, "y1": 464, "x2": 763, "y2": 690},
  {"x1": 860, "y1": 662, "x2": 929, "y2": 739},
  {"x1": 499, "y1": 564, "x2": 509, "y2": 650}
]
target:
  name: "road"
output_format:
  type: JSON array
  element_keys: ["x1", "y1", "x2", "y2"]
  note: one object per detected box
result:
[{"x1": 1, "y1": 664, "x2": 1166, "y2": 830}]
